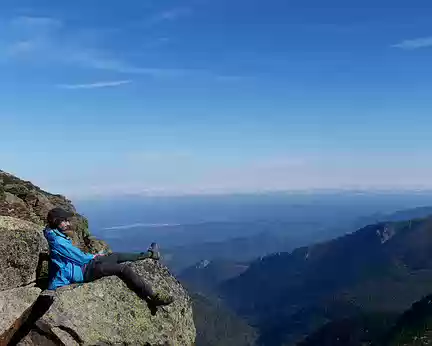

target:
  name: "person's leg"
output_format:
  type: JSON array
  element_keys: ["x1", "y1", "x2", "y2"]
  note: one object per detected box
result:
[
  {"x1": 97, "y1": 243, "x2": 160, "y2": 264},
  {"x1": 84, "y1": 260, "x2": 153, "y2": 298},
  {"x1": 98, "y1": 253, "x2": 144, "y2": 263},
  {"x1": 84, "y1": 259, "x2": 173, "y2": 308}
]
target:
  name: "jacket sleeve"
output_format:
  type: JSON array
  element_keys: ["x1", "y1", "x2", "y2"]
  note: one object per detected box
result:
[{"x1": 46, "y1": 232, "x2": 95, "y2": 265}]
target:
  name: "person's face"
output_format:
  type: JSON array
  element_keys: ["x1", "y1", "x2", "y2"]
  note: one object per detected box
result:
[{"x1": 58, "y1": 219, "x2": 71, "y2": 232}]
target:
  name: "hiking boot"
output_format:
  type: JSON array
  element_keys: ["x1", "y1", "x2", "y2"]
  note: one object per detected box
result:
[
  {"x1": 147, "y1": 242, "x2": 160, "y2": 260},
  {"x1": 149, "y1": 291, "x2": 174, "y2": 306},
  {"x1": 146, "y1": 291, "x2": 174, "y2": 315}
]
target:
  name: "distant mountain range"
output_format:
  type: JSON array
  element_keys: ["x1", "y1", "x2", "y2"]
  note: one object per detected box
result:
[
  {"x1": 92, "y1": 204, "x2": 432, "y2": 275},
  {"x1": 98, "y1": 220, "x2": 330, "y2": 255},
  {"x1": 78, "y1": 192, "x2": 432, "y2": 232},
  {"x1": 172, "y1": 207, "x2": 432, "y2": 345},
  {"x1": 179, "y1": 259, "x2": 249, "y2": 295},
  {"x1": 211, "y1": 210, "x2": 432, "y2": 345},
  {"x1": 170, "y1": 206, "x2": 432, "y2": 345},
  {"x1": 165, "y1": 229, "x2": 310, "y2": 273},
  {"x1": 164, "y1": 206, "x2": 432, "y2": 274},
  {"x1": 82, "y1": 192, "x2": 432, "y2": 254},
  {"x1": 353, "y1": 206, "x2": 432, "y2": 229}
]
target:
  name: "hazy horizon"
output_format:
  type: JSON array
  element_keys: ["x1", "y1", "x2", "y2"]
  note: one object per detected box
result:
[{"x1": 75, "y1": 190, "x2": 432, "y2": 231}]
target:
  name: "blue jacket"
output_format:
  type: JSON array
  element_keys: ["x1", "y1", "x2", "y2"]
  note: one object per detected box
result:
[{"x1": 44, "y1": 227, "x2": 95, "y2": 290}]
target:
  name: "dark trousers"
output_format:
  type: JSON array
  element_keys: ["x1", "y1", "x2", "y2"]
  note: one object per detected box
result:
[{"x1": 83, "y1": 253, "x2": 154, "y2": 300}]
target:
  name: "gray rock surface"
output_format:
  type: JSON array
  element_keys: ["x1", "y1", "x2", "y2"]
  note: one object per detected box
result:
[
  {"x1": 0, "y1": 216, "x2": 46, "y2": 290},
  {"x1": 0, "y1": 285, "x2": 41, "y2": 345},
  {"x1": 37, "y1": 260, "x2": 196, "y2": 346},
  {"x1": 17, "y1": 329, "x2": 57, "y2": 346}
]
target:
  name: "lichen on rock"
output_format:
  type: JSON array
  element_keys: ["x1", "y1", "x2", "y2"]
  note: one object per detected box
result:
[
  {"x1": 37, "y1": 260, "x2": 195, "y2": 345},
  {"x1": 0, "y1": 216, "x2": 46, "y2": 291}
]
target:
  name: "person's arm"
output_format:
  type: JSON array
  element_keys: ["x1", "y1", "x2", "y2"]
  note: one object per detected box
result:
[{"x1": 46, "y1": 231, "x2": 95, "y2": 265}]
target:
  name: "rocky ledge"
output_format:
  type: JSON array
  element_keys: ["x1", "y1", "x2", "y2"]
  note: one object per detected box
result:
[{"x1": 0, "y1": 170, "x2": 196, "y2": 345}]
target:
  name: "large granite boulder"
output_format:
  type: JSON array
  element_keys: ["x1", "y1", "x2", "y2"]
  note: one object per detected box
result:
[
  {"x1": 0, "y1": 285, "x2": 41, "y2": 345},
  {"x1": 0, "y1": 216, "x2": 46, "y2": 291},
  {"x1": 36, "y1": 260, "x2": 196, "y2": 345}
]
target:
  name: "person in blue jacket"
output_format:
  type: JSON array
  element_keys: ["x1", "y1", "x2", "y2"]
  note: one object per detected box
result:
[{"x1": 44, "y1": 207, "x2": 173, "y2": 311}]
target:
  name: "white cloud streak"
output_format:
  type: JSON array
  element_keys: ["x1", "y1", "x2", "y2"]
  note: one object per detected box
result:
[
  {"x1": 2, "y1": 15, "x2": 240, "y2": 81},
  {"x1": 149, "y1": 7, "x2": 192, "y2": 24},
  {"x1": 67, "y1": 51, "x2": 191, "y2": 77},
  {"x1": 6, "y1": 40, "x2": 37, "y2": 56},
  {"x1": 10, "y1": 16, "x2": 62, "y2": 30},
  {"x1": 2, "y1": 16, "x2": 190, "y2": 77},
  {"x1": 57, "y1": 80, "x2": 132, "y2": 89},
  {"x1": 392, "y1": 36, "x2": 432, "y2": 50}
]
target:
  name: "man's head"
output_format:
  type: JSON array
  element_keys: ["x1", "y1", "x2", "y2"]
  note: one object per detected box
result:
[{"x1": 47, "y1": 207, "x2": 74, "y2": 232}]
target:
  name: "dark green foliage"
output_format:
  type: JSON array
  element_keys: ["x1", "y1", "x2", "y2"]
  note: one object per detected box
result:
[
  {"x1": 81, "y1": 217, "x2": 91, "y2": 238},
  {"x1": 180, "y1": 261, "x2": 256, "y2": 345},
  {"x1": 191, "y1": 292, "x2": 258, "y2": 346},
  {"x1": 4, "y1": 183, "x2": 30, "y2": 198},
  {"x1": 298, "y1": 312, "x2": 398, "y2": 346},
  {"x1": 0, "y1": 169, "x2": 46, "y2": 194},
  {"x1": 302, "y1": 295, "x2": 432, "y2": 346},
  {"x1": 384, "y1": 295, "x2": 432, "y2": 346}
]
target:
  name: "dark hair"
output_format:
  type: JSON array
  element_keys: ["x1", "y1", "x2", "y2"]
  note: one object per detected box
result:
[
  {"x1": 46, "y1": 208, "x2": 74, "y2": 229},
  {"x1": 47, "y1": 216, "x2": 66, "y2": 229}
]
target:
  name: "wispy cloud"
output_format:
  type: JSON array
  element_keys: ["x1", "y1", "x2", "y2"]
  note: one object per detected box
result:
[
  {"x1": 2, "y1": 15, "x2": 196, "y2": 78},
  {"x1": 150, "y1": 7, "x2": 192, "y2": 24},
  {"x1": 2, "y1": 16, "x2": 62, "y2": 59},
  {"x1": 67, "y1": 51, "x2": 191, "y2": 77},
  {"x1": 57, "y1": 80, "x2": 132, "y2": 89},
  {"x1": 2, "y1": 15, "x2": 239, "y2": 82},
  {"x1": 11, "y1": 16, "x2": 62, "y2": 30},
  {"x1": 6, "y1": 40, "x2": 37, "y2": 56},
  {"x1": 214, "y1": 75, "x2": 247, "y2": 82},
  {"x1": 392, "y1": 36, "x2": 432, "y2": 50}
]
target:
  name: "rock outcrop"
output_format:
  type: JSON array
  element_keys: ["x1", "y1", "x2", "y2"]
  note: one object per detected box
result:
[
  {"x1": 0, "y1": 170, "x2": 108, "y2": 254},
  {"x1": 36, "y1": 261, "x2": 195, "y2": 346},
  {"x1": 0, "y1": 286, "x2": 41, "y2": 345},
  {"x1": 0, "y1": 170, "x2": 196, "y2": 345}
]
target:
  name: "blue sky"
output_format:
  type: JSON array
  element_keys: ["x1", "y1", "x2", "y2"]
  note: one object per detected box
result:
[{"x1": 1, "y1": 0, "x2": 432, "y2": 197}]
